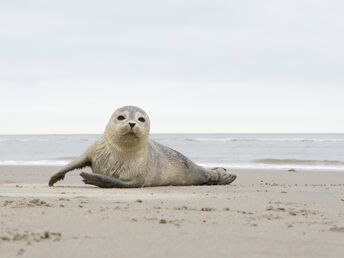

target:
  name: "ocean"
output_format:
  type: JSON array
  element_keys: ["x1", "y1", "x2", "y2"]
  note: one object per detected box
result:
[{"x1": 0, "y1": 134, "x2": 343, "y2": 171}]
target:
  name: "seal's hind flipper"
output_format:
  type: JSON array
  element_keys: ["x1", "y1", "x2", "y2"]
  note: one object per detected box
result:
[
  {"x1": 206, "y1": 167, "x2": 237, "y2": 185},
  {"x1": 80, "y1": 172, "x2": 139, "y2": 188},
  {"x1": 216, "y1": 173, "x2": 237, "y2": 185}
]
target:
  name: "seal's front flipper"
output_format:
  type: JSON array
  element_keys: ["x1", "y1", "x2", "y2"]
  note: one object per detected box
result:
[
  {"x1": 80, "y1": 172, "x2": 139, "y2": 188},
  {"x1": 49, "y1": 154, "x2": 91, "y2": 186}
]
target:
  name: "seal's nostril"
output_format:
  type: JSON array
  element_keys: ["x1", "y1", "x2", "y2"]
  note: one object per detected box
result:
[{"x1": 129, "y1": 122, "x2": 136, "y2": 128}]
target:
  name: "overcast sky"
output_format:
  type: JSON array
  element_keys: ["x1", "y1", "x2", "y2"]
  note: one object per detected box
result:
[{"x1": 1, "y1": 0, "x2": 343, "y2": 134}]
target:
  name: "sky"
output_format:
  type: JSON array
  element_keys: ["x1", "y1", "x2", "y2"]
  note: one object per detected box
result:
[{"x1": 0, "y1": 0, "x2": 344, "y2": 134}]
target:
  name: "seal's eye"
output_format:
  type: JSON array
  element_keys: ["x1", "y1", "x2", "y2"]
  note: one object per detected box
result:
[
  {"x1": 117, "y1": 115, "x2": 125, "y2": 121},
  {"x1": 138, "y1": 117, "x2": 145, "y2": 123}
]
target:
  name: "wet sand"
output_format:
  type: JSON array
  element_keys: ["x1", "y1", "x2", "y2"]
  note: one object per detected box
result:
[{"x1": 1, "y1": 166, "x2": 344, "y2": 258}]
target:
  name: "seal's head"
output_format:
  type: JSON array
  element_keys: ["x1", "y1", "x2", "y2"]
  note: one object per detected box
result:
[{"x1": 105, "y1": 106, "x2": 150, "y2": 149}]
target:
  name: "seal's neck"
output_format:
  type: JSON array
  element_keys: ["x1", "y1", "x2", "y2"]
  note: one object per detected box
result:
[{"x1": 104, "y1": 134, "x2": 148, "y2": 155}]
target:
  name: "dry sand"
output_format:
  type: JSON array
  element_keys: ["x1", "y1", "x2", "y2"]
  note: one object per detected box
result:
[{"x1": 1, "y1": 166, "x2": 344, "y2": 258}]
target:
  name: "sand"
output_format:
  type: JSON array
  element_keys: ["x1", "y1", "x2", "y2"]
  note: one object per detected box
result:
[{"x1": 1, "y1": 166, "x2": 344, "y2": 258}]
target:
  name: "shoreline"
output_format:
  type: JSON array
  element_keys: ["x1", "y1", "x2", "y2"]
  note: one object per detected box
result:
[{"x1": 1, "y1": 166, "x2": 344, "y2": 257}]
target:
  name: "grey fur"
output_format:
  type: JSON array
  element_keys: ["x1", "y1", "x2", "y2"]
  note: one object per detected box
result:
[{"x1": 48, "y1": 106, "x2": 237, "y2": 188}]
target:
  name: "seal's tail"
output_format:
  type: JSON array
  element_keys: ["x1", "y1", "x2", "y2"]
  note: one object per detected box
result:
[{"x1": 206, "y1": 167, "x2": 237, "y2": 185}]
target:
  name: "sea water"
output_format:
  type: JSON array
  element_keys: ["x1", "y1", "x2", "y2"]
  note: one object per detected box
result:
[{"x1": 0, "y1": 134, "x2": 343, "y2": 171}]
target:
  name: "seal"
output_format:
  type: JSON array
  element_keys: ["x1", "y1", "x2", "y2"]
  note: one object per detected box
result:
[{"x1": 48, "y1": 106, "x2": 237, "y2": 188}]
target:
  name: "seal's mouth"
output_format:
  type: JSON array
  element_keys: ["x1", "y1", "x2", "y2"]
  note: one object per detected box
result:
[
  {"x1": 118, "y1": 126, "x2": 143, "y2": 138},
  {"x1": 122, "y1": 131, "x2": 139, "y2": 138},
  {"x1": 118, "y1": 129, "x2": 138, "y2": 137}
]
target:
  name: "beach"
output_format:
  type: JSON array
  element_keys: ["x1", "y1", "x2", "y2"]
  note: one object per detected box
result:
[{"x1": 1, "y1": 166, "x2": 344, "y2": 258}]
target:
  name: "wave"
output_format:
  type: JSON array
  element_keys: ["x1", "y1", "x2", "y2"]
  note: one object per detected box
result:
[
  {"x1": 184, "y1": 137, "x2": 344, "y2": 143},
  {"x1": 199, "y1": 162, "x2": 344, "y2": 171},
  {"x1": 254, "y1": 159, "x2": 344, "y2": 166},
  {"x1": 52, "y1": 156, "x2": 77, "y2": 160},
  {"x1": 0, "y1": 160, "x2": 71, "y2": 166}
]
